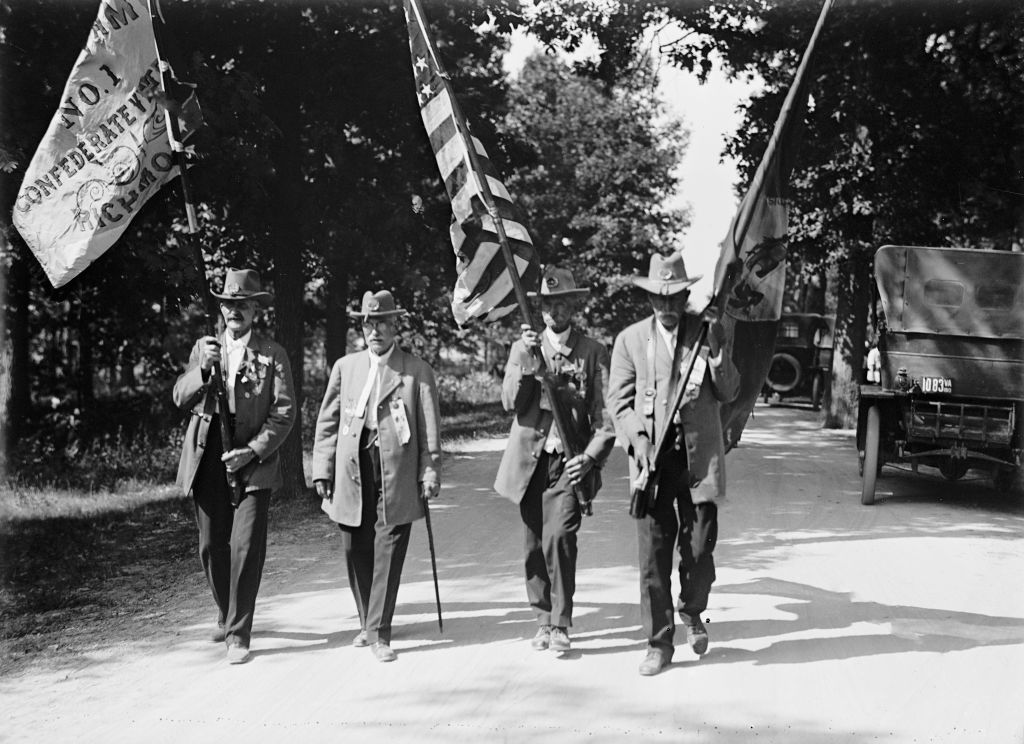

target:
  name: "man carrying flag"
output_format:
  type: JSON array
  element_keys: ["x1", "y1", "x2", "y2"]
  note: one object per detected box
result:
[
  {"x1": 607, "y1": 0, "x2": 833, "y2": 676},
  {"x1": 12, "y1": 0, "x2": 199, "y2": 288},
  {"x1": 173, "y1": 268, "x2": 296, "y2": 665},
  {"x1": 405, "y1": 0, "x2": 603, "y2": 653},
  {"x1": 607, "y1": 253, "x2": 739, "y2": 676},
  {"x1": 494, "y1": 266, "x2": 616, "y2": 655}
]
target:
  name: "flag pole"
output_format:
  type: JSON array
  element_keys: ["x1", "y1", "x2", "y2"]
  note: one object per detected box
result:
[
  {"x1": 726, "y1": 0, "x2": 833, "y2": 282},
  {"x1": 407, "y1": 0, "x2": 596, "y2": 513},
  {"x1": 638, "y1": 0, "x2": 834, "y2": 516},
  {"x1": 148, "y1": 0, "x2": 244, "y2": 508}
]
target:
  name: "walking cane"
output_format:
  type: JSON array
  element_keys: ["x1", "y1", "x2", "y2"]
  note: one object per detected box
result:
[{"x1": 422, "y1": 496, "x2": 443, "y2": 632}]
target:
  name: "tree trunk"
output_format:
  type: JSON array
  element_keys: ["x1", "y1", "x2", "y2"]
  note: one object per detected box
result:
[
  {"x1": 2, "y1": 248, "x2": 31, "y2": 464},
  {"x1": 825, "y1": 245, "x2": 872, "y2": 429},
  {"x1": 264, "y1": 19, "x2": 308, "y2": 498},
  {"x1": 120, "y1": 348, "x2": 136, "y2": 389},
  {"x1": 76, "y1": 302, "x2": 95, "y2": 411},
  {"x1": 325, "y1": 247, "x2": 349, "y2": 366}
]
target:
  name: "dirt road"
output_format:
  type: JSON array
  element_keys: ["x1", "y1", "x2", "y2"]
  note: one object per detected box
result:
[{"x1": 3, "y1": 404, "x2": 1023, "y2": 743}]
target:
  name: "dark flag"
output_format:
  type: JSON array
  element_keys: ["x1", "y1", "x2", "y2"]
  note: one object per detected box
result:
[
  {"x1": 714, "y1": 0, "x2": 834, "y2": 450},
  {"x1": 404, "y1": 0, "x2": 541, "y2": 326}
]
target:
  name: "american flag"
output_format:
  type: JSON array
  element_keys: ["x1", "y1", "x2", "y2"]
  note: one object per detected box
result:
[{"x1": 405, "y1": 0, "x2": 540, "y2": 326}]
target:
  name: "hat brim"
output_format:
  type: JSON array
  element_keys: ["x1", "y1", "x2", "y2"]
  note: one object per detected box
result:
[
  {"x1": 632, "y1": 276, "x2": 701, "y2": 295},
  {"x1": 526, "y1": 287, "x2": 590, "y2": 298},
  {"x1": 211, "y1": 290, "x2": 273, "y2": 307},
  {"x1": 347, "y1": 309, "x2": 408, "y2": 320}
]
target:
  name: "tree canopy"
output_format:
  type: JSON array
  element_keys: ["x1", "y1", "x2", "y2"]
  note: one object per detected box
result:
[
  {"x1": 502, "y1": 52, "x2": 689, "y2": 341},
  {"x1": 0, "y1": 0, "x2": 691, "y2": 487}
]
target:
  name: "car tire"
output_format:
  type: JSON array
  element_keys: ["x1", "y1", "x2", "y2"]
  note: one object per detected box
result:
[
  {"x1": 811, "y1": 373, "x2": 823, "y2": 411},
  {"x1": 861, "y1": 405, "x2": 880, "y2": 505},
  {"x1": 766, "y1": 352, "x2": 802, "y2": 394}
]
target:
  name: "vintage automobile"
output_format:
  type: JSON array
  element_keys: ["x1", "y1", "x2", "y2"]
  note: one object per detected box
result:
[
  {"x1": 763, "y1": 313, "x2": 834, "y2": 410},
  {"x1": 857, "y1": 244, "x2": 1024, "y2": 504}
]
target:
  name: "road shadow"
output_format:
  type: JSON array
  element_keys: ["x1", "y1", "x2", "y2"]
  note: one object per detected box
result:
[
  {"x1": 700, "y1": 576, "x2": 1024, "y2": 666},
  {"x1": 248, "y1": 597, "x2": 647, "y2": 660}
]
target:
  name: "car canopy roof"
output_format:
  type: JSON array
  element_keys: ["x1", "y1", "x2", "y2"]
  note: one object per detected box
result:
[{"x1": 875, "y1": 245, "x2": 1024, "y2": 341}]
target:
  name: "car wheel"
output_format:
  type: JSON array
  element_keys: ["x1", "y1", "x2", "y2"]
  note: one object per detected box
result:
[
  {"x1": 939, "y1": 459, "x2": 969, "y2": 481},
  {"x1": 766, "y1": 352, "x2": 802, "y2": 394},
  {"x1": 861, "y1": 405, "x2": 880, "y2": 505},
  {"x1": 811, "y1": 373, "x2": 823, "y2": 411}
]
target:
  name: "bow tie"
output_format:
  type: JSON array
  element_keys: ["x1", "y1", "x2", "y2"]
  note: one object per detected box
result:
[{"x1": 225, "y1": 338, "x2": 247, "y2": 352}]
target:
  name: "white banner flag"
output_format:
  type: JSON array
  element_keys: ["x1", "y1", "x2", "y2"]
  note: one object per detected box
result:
[{"x1": 12, "y1": 0, "x2": 195, "y2": 288}]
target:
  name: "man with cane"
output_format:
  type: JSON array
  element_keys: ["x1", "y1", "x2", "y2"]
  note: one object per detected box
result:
[
  {"x1": 607, "y1": 253, "x2": 739, "y2": 676},
  {"x1": 494, "y1": 266, "x2": 615, "y2": 655},
  {"x1": 312, "y1": 289, "x2": 442, "y2": 663},
  {"x1": 173, "y1": 268, "x2": 296, "y2": 664}
]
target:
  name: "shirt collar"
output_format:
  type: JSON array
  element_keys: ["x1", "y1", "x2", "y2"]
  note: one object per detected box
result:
[
  {"x1": 655, "y1": 320, "x2": 677, "y2": 354},
  {"x1": 368, "y1": 343, "x2": 396, "y2": 366},
  {"x1": 224, "y1": 330, "x2": 252, "y2": 351},
  {"x1": 543, "y1": 326, "x2": 572, "y2": 353}
]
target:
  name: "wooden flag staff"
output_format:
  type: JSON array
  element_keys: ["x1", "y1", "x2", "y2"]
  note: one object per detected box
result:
[{"x1": 148, "y1": 0, "x2": 244, "y2": 508}]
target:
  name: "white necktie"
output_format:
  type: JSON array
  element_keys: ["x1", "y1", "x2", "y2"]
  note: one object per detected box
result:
[
  {"x1": 224, "y1": 337, "x2": 247, "y2": 414},
  {"x1": 355, "y1": 356, "x2": 380, "y2": 420}
]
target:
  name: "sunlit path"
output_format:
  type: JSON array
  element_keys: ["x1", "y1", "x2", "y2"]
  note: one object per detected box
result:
[{"x1": 4, "y1": 404, "x2": 1023, "y2": 743}]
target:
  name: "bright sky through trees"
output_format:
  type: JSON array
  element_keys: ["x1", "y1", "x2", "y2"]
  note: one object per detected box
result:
[{"x1": 505, "y1": 26, "x2": 757, "y2": 302}]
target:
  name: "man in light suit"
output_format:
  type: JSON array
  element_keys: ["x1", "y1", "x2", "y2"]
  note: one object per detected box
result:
[
  {"x1": 607, "y1": 253, "x2": 739, "y2": 676},
  {"x1": 494, "y1": 266, "x2": 615, "y2": 655},
  {"x1": 312, "y1": 290, "x2": 442, "y2": 663},
  {"x1": 173, "y1": 268, "x2": 296, "y2": 664}
]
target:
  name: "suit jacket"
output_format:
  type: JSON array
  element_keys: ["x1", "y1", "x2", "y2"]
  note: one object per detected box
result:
[
  {"x1": 173, "y1": 333, "x2": 296, "y2": 495},
  {"x1": 608, "y1": 315, "x2": 740, "y2": 504},
  {"x1": 494, "y1": 328, "x2": 616, "y2": 503},
  {"x1": 311, "y1": 346, "x2": 441, "y2": 527}
]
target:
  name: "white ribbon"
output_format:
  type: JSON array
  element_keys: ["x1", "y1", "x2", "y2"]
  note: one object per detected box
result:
[{"x1": 354, "y1": 356, "x2": 380, "y2": 419}]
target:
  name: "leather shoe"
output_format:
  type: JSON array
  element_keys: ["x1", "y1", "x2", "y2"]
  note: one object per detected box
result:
[
  {"x1": 210, "y1": 623, "x2": 227, "y2": 643},
  {"x1": 226, "y1": 639, "x2": 251, "y2": 665},
  {"x1": 530, "y1": 626, "x2": 551, "y2": 651},
  {"x1": 352, "y1": 630, "x2": 369, "y2": 648},
  {"x1": 638, "y1": 646, "x2": 673, "y2": 676},
  {"x1": 372, "y1": 642, "x2": 397, "y2": 663},
  {"x1": 686, "y1": 618, "x2": 709, "y2": 656},
  {"x1": 549, "y1": 627, "x2": 571, "y2": 654}
]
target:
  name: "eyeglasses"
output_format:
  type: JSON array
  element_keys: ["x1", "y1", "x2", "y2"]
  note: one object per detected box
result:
[{"x1": 219, "y1": 300, "x2": 257, "y2": 311}]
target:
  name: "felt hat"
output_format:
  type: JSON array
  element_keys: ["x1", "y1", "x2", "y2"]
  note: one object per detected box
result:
[
  {"x1": 348, "y1": 290, "x2": 408, "y2": 321},
  {"x1": 211, "y1": 268, "x2": 273, "y2": 307},
  {"x1": 526, "y1": 266, "x2": 590, "y2": 298},
  {"x1": 631, "y1": 252, "x2": 701, "y2": 296}
]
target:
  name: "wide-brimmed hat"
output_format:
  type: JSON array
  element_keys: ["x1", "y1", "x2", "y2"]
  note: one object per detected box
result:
[
  {"x1": 211, "y1": 268, "x2": 273, "y2": 307},
  {"x1": 348, "y1": 290, "x2": 408, "y2": 321},
  {"x1": 631, "y1": 252, "x2": 701, "y2": 296},
  {"x1": 526, "y1": 266, "x2": 589, "y2": 299}
]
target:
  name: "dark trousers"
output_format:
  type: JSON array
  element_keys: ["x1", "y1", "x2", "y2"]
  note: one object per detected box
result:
[
  {"x1": 338, "y1": 430, "x2": 412, "y2": 645},
  {"x1": 636, "y1": 449, "x2": 718, "y2": 651},
  {"x1": 519, "y1": 450, "x2": 582, "y2": 629},
  {"x1": 192, "y1": 418, "x2": 270, "y2": 647}
]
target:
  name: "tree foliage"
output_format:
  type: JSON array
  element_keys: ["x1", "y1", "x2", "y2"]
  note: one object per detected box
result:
[
  {"x1": 657, "y1": 0, "x2": 1024, "y2": 424},
  {"x1": 0, "y1": 0, "x2": 691, "y2": 485},
  {"x1": 502, "y1": 52, "x2": 689, "y2": 341}
]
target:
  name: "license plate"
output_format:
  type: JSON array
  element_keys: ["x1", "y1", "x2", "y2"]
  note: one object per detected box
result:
[{"x1": 920, "y1": 376, "x2": 953, "y2": 394}]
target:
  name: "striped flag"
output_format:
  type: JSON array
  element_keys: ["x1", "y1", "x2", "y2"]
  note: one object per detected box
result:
[
  {"x1": 405, "y1": 0, "x2": 540, "y2": 326},
  {"x1": 713, "y1": 0, "x2": 833, "y2": 449}
]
